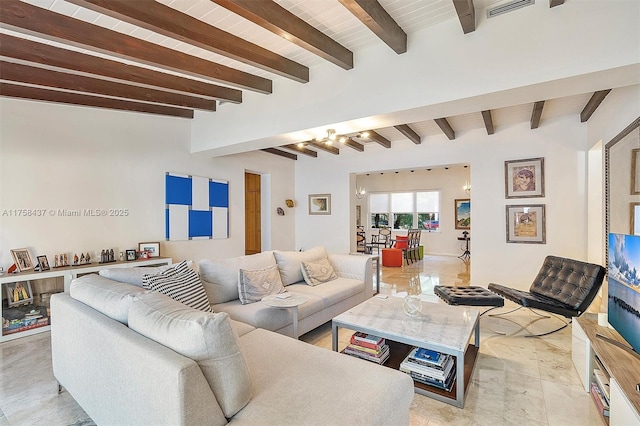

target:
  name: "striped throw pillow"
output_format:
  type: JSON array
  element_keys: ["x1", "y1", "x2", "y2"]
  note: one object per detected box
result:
[{"x1": 142, "y1": 260, "x2": 212, "y2": 312}]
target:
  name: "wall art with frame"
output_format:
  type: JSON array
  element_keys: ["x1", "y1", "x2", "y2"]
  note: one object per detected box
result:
[
  {"x1": 11, "y1": 248, "x2": 34, "y2": 272},
  {"x1": 138, "y1": 242, "x2": 160, "y2": 257},
  {"x1": 505, "y1": 204, "x2": 546, "y2": 244},
  {"x1": 504, "y1": 157, "x2": 545, "y2": 199},
  {"x1": 454, "y1": 199, "x2": 470, "y2": 230},
  {"x1": 309, "y1": 194, "x2": 331, "y2": 215},
  {"x1": 632, "y1": 148, "x2": 640, "y2": 195}
]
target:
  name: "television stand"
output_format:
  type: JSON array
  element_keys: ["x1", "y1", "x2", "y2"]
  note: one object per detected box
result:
[{"x1": 572, "y1": 315, "x2": 640, "y2": 425}]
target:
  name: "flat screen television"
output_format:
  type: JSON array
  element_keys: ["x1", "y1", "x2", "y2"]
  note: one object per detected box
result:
[{"x1": 607, "y1": 233, "x2": 640, "y2": 354}]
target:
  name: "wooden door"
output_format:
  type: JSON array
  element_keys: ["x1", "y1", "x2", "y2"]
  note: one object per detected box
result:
[{"x1": 245, "y1": 172, "x2": 261, "y2": 255}]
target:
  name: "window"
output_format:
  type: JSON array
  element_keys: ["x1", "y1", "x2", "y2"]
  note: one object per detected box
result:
[{"x1": 369, "y1": 190, "x2": 440, "y2": 231}]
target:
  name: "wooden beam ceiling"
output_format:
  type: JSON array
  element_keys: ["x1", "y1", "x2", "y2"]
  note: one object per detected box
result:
[
  {"x1": 530, "y1": 100, "x2": 545, "y2": 129},
  {"x1": 261, "y1": 148, "x2": 297, "y2": 160},
  {"x1": 0, "y1": 0, "x2": 271, "y2": 93},
  {"x1": 341, "y1": 138, "x2": 365, "y2": 152},
  {"x1": 338, "y1": 0, "x2": 407, "y2": 54},
  {"x1": 0, "y1": 82, "x2": 194, "y2": 118},
  {"x1": 211, "y1": 0, "x2": 353, "y2": 70},
  {"x1": 0, "y1": 61, "x2": 216, "y2": 111},
  {"x1": 481, "y1": 110, "x2": 494, "y2": 135},
  {"x1": 580, "y1": 90, "x2": 611, "y2": 122},
  {"x1": 0, "y1": 35, "x2": 242, "y2": 103},
  {"x1": 307, "y1": 140, "x2": 340, "y2": 155},
  {"x1": 452, "y1": 0, "x2": 476, "y2": 34},
  {"x1": 67, "y1": 0, "x2": 308, "y2": 83},
  {"x1": 367, "y1": 130, "x2": 391, "y2": 148},
  {"x1": 282, "y1": 144, "x2": 318, "y2": 157},
  {"x1": 394, "y1": 124, "x2": 421, "y2": 144},
  {"x1": 434, "y1": 118, "x2": 455, "y2": 140}
]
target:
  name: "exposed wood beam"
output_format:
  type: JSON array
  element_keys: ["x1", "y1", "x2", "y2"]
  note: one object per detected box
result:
[
  {"x1": 530, "y1": 101, "x2": 545, "y2": 129},
  {"x1": 394, "y1": 124, "x2": 421, "y2": 144},
  {"x1": 434, "y1": 118, "x2": 455, "y2": 140},
  {"x1": 282, "y1": 144, "x2": 318, "y2": 158},
  {"x1": 367, "y1": 130, "x2": 391, "y2": 148},
  {"x1": 481, "y1": 110, "x2": 495, "y2": 135},
  {"x1": 340, "y1": 137, "x2": 365, "y2": 152},
  {"x1": 580, "y1": 90, "x2": 611, "y2": 122},
  {"x1": 338, "y1": 0, "x2": 407, "y2": 54},
  {"x1": 0, "y1": 61, "x2": 216, "y2": 111},
  {"x1": 261, "y1": 148, "x2": 297, "y2": 160},
  {"x1": 550, "y1": 0, "x2": 565, "y2": 7},
  {"x1": 307, "y1": 140, "x2": 340, "y2": 155},
  {"x1": 0, "y1": 1, "x2": 271, "y2": 93},
  {"x1": 211, "y1": 0, "x2": 353, "y2": 70},
  {"x1": 0, "y1": 83, "x2": 194, "y2": 118},
  {"x1": 0, "y1": 35, "x2": 242, "y2": 103},
  {"x1": 67, "y1": 0, "x2": 308, "y2": 83},
  {"x1": 452, "y1": 0, "x2": 476, "y2": 34}
]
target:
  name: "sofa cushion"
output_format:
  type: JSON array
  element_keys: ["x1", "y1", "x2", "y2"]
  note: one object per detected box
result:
[
  {"x1": 128, "y1": 292, "x2": 251, "y2": 418},
  {"x1": 143, "y1": 260, "x2": 211, "y2": 312},
  {"x1": 287, "y1": 278, "x2": 364, "y2": 308},
  {"x1": 199, "y1": 251, "x2": 276, "y2": 304},
  {"x1": 98, "y1": 260, "x2": 194, "y2": 287},
  {"x1": 238, "y1": 264, "x2": 285, "y2": 305},
  {"x1": 69, "y1": 274, "x2": 146, "y2": 325},
  {"x1": 273, "y1": 246, "x2": 327, "y2": 286},
  {"x1": 301, "y1": 257, "x2": 337, "y2": 286}
]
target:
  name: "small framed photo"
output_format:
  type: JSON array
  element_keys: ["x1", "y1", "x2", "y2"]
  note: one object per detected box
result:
[
  {"x1": 137, "y1": 250, "x2": 150, "y2": 260},
  {"x1": 126, "y1": 249, "x2": 137, "y2": 261},
  {"x1": 138, "y1": 242, "x2": 160, "y2": 258},
  {"x1": 632, "y1": 149, "x2": 640, "y2": 195},
  {"x1": 37, "y1": 255, "x2": 50, "y2": 271},
  {"x1": 506, "y1": 204, "x2": 546, "y2": 244},
  {"x1": 454, "y1": 199, "x2": 470, "y2": 230},
  {"x1": 505, "y1": 157, "x2": 545, "y2": 199},
  {"x1": 309, "y1": 193, "x2": 331, "y2": 215},
  {"x1": 5, "y1": 281, "x2": 34, "y2": 307},
  {"x1": 11, "y1": 248, "x2": 35, "y2": 272}
]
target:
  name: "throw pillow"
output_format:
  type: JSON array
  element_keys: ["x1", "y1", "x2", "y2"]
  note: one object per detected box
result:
[
  {"x1": 128, "y1": 292, "x2": 251, "y2": 418},
  {"x1": 301, "y1": 257, "x2": 338, "y2": 286},
  {"x1": 273, "y1": 246, "x2": 327, "y2": 285},
  {"x1": 238, "y1": 264, "x2": 285, "y2": 304},
  {"x1": 394, "y1": 235, "x2": 408, "y2": 249},
  {"x1": 99, "y1": 261, "x2": 195, "y2": 287},
  {"x1": 143, "y1": 260, "x2": 212, "y2": 312}
]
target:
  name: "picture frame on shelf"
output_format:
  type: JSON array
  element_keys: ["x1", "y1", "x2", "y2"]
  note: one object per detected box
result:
[
  {"x1": 138, "y1": 242, "x2": 160, "y2": 258},
  {"x1": 632, "y1": 149, "x2": 640, "y2": 195},
  {"x1": 309, "y1": 193, "x2": 331, "y2": 215},
  {"x1": 504, "y1": 157, "x2": 545, "y2": 199},
  {"x1": 137, "y1": 250, "x2": 150, "y2": 260},
  {"x1": 37, "y1": 255, "x2": 50, "y2": 271},
  {"x1": 11, "y1": 248, "x2": 34, "y2": 272},
  {"x1": 126, "y1": 249, "x2": 137, "y2": 261},
  {"x1": 505, "y1": 204, "x2": 546, "y2": 244},
  {"x1": 5, "y1": 280, "x2": 34, "y2": 307},
  {"x1": 454, "y1": 199, "x2": 471, "y2": 230}
]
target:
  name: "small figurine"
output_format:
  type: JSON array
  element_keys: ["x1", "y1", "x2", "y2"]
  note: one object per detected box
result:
[
  {"x1": 119, "y1": 251, "x2": 125, "y2": 261},
  {"x1": 54, "y1": 255, "x2": 59, "y2": 268},
  {"x1": 86, "y1": 252, "x2": 91, "y2": 263},
  {"x1": 100, "y1": 249, "x2": 106, "y2": 263},
  {"x1": 109, "y1": 249, "x2": 114, "y2": 262},
  {"x1": 80, "y1": 253, "x2": 85, "y2": 264},
  {"x1": 63, "y1": 254, "x2": 68, "y2": 266},
  {"x1": 73, "y1": 253, "x2": 78, "y2": 265}
]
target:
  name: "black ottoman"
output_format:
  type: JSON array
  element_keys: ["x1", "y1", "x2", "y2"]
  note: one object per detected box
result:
[{"x1": 434, "y1": 285, "x2": 504, "y2": 314}]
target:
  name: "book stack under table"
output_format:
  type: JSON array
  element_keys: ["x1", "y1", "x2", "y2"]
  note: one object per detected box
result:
[
  {"x1": 342, "y1": 332, "x2": 390, "y2": 364},
  {"x1": 591, "y1": 365, "x2": 611, "y2": 419},
  {"x1": 400, "y1": 347, "x2": 456, "y2": 392}
]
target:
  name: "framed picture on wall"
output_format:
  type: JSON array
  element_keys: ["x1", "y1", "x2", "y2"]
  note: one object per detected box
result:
[
  {"x1": 505, "y1": 204, "x2": 546, "y2": 244},
  {"x1": 631, "y1": 202, "x2": 640, "y2": 236},
  {"x1": 309, "y1": 194, "x2": 331, "y2": 215},
  {"x1": 454, "y1": 199, "x2": 470, "y2": 230},
  {"x1": 632, "y1": 149, "x2": 640, "y2": 195},
  {"x1": 504, "y1": 157, "x2": 545, "y2": 199}
]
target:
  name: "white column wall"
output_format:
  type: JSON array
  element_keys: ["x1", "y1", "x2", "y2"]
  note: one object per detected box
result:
[{"x1": 0, "y1": 98, "x2": 296, "y2": 269}]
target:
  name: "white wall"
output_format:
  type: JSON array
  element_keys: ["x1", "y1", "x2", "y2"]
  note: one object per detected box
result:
[
  {"x1": 296, "y1": 114, "x2": 592, "y2": 290},
  {"x1": 0, "y1": 98, "x2": 297, "y2": 269}
]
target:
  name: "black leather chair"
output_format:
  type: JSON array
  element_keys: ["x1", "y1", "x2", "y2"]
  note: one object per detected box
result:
[{"x1": 488, "y1": 255, "x2": 606, "y2": 337}]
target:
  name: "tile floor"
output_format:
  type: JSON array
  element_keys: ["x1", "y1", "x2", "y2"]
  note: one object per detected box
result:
[{"x1": 0, "y1": 255, "x2": 604, "y2": 425}]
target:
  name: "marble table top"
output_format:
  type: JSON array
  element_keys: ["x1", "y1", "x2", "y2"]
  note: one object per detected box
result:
[{"x1": 333, "y1": 296, "x2": 479, "y2": 353}]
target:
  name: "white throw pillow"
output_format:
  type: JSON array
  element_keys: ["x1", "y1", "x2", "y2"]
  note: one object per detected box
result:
[
  {"x1": 238, "y1": 264, "x2": 285, "y2": 304},
  {"x1": 273, "y1": 246, "x2": 327, "y2": 286},
  {"x1": 128, "y1": 292, "x2": 251, "y2": 418},
  {"x1": 199, "y1": 251, "x2": 276, "y2": 304},
  {"x1": 143, "y1": 260, "x2": 211, "y2": 312},
  {"x1": 301, "y1": 257, "x2": 338, "y2": 286}
]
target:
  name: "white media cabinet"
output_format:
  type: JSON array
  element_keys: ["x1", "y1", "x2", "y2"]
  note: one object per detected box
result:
[
  {"x1": 572, "y1": 314, "x2": 640, "y2": 425},
  {"x1": 0, "y1": 257, "x2": 172, "y2": 343}
]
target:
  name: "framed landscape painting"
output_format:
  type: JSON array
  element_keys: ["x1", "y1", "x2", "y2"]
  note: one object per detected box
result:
[
  {"x1": 309, "y1": 194, "x2": 331, "y2": 215},
  {"x1": 454, "y1": 199, "x2": 470, "y2": 230},
  {"x1": 632, "y1": 149, "x2": 640, "y2": 195},
  {"x1": 506, "y1": 204, "x2": 546, "y2": 244},
  {"x1": 505, "y1": 157, "x2": 545, "y2": 199}
]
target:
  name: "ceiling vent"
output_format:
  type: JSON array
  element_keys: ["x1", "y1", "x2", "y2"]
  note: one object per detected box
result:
[{"x1": 487, "y1": 0, "x2": 535, "y2": 18}]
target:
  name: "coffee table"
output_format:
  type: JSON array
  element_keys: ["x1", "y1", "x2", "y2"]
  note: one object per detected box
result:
[
  {"x1": 261, "y1": 293, "x2": 308, "y2": 339},
  {"x1": 332, "y1": 296, "x2": 479, "y2": 408}
]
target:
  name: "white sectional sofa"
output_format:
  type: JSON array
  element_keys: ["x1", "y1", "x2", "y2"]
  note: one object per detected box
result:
[{"x1": 51, "y1": 249, "x2": 414, "y2": 425}]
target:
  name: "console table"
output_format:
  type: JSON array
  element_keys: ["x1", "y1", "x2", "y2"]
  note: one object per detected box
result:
[{"x1": 1, "y1": 257, "x2": 172, "y2": 342}]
